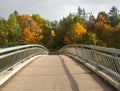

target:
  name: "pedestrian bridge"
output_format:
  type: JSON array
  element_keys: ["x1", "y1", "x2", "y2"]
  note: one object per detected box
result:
[{"x1": 0, "y1": 44, "x2": 119, "y2": 91}]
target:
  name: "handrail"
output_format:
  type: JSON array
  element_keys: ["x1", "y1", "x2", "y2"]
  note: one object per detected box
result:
[
  {"x1": 59, "y1": 44, "x2": 120, "y2": 90},
  {"x1": 0, "y1": 44, "x2": 49, "y2": 73},
  {"x1": 0, "y1": 44, "x2": 48, "y2": 54}
]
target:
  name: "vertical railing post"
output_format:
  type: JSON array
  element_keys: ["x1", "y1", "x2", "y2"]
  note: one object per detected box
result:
[
  {"x1": 75, "y1": 45, "x2": 78, "y2": 57},
  {"x1": 91, "y1": 48, "x2": 100, "y2": 68},
  {"x1": 80, "y1": 45, "x2": 87, "y2": 62},
  {"x1": 112, "y1": 53, "x2": 120, "y2": 76}
]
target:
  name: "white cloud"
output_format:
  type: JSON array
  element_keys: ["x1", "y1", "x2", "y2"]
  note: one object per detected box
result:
[{"x1": 0, "y1": 0, "x2": 120, "y2": 21}]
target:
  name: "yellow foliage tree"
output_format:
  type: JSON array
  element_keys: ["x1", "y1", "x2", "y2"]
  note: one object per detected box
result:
[
  {"x1": 51, "y1": 30, "x2": 56, "y2": 37},
  {"x1": 64, "y1": 22, "x2": 86, "y2": 44}
]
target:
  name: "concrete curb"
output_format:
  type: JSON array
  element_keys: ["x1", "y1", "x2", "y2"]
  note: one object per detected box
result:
[
  {"x1": 66, "y1": 54, "x2": 120, "y2": 91},
  {"x1": 0, "y1": 55, "x2": 43, "y2": 86}
]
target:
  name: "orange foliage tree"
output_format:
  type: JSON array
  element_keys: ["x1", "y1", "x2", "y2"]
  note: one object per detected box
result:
[
  {"x1": 94, "y1": 12, "x2": 115, "y2": 47},
  {"x1": 18, "y1": 15, "x2": 43, "y2": 44},
  {"x1": 22, "y1": 27, "x2": 35, "y2": 44}
]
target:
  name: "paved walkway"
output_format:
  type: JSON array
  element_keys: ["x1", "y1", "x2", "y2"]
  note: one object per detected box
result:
[{"x1": 0, "y1": 55, "x2": 115, "y2": 91}]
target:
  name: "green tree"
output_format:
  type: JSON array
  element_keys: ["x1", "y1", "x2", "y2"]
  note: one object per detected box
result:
[
  {"x1": 114, "y1": 23, "x2": 120, "y2": 48},
  {"x1": 78, "y1": 7, "x2": 88, "y2": 21},
  {"x1": 32, "y1": 14, "x2": 49, "y2": 31},
  {"x1": 0, "y1": 18, "x2": 8, "y2": 47},
  {"x1": 110, "y1": 15, "x2": 120, "y2": 27},
  {"x1": 7, "y1": 13, "x2": 22, "y2": 46},
  {"x1": 109, "y1": 6, "x2": 120, "y2": 27},
  {"x1": 82, "y1": 32, "x2": 98, "y2": 45},
  {"x1": 109, "y1": 6, "x2": 119, "y2": 17}
]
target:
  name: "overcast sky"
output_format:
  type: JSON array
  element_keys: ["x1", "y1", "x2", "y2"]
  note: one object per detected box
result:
[{"x1": 0, "y1": 0, "x2": 120, "y2": 21}]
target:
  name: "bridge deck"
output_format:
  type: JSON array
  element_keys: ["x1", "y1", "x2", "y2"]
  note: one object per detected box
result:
[{"x1": 0, "y1": 55, "x2": 115, "y2": 91}]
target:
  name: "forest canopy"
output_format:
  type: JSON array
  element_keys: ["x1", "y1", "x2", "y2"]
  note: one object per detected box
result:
[{"x1": 0, "y1": 6, "x2": 120, "y2": 49}]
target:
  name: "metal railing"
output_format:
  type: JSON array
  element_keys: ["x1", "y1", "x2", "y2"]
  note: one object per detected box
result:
[
  {"x1": 0, "y1": 44, "x2": 49, "y2": 73},
  {"x1": 59, "y1": 44, "x2": 120, "y2": 82}
]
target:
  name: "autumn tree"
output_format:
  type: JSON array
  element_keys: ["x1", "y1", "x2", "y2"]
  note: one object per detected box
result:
[
  {"x1": 18, "y1": 15, "x2": 32, "y2": 30},
  {"x1": 55, "y1": 13, "x2": 86, "y2": 48},
  {"x1": 32, "y1": 14, "x2": 55, "y2": 48},
  {"x1": 64, "y1": 22, "x2": 86, "y2": 44},
  {"x1": 22, "y1": 27, "x2": 35, "y2": 44},
  {"x1": 18, "y1": 15, "x2": 43, "y2": 44},
  {"x1": 1, "y1": 6, "x2": 120, "y2": 50},
  {"x1": 94, "y1": 12, "x2": 114, "y2": 47},
  {"x1": 82, "y1": 32, "x2": 98, "y2": 45}
]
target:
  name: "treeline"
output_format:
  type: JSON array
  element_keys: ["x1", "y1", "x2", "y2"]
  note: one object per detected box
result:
[{"x1": 0, "y1": 6, "x2": 120, "y2": 49}]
